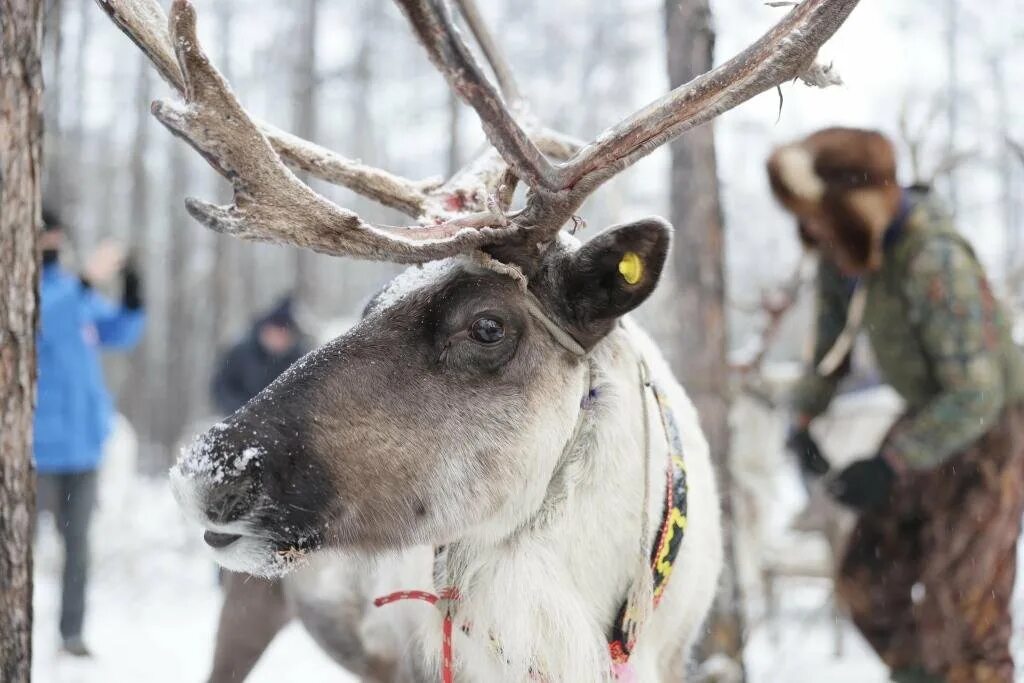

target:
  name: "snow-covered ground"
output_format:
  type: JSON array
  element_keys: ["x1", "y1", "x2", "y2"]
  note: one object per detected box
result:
[
  {"x1": 746, "y1": 581, "x2": 887, "y2": 682},
  {"x1": 31, "y1": 425, "x2": 348, "y2": 683},
  {"x1": 31, "y1": 474, "x2": 885, "y2": 683},
  {"x1": 30, "y1": 418, "x2": 1022, "y2": 682}
]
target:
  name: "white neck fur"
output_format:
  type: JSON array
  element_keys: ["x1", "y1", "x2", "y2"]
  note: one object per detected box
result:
[{"x1": 424, "y1": 324, "x2": 669, "y2": 682}]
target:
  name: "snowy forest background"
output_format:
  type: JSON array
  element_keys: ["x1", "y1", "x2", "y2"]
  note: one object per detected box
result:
[
  {"x1": 32, "y1": 0, "x2": 1024, "y2": 680},
  {"x1": 43, "y1": 0, "x2": 1024, "y2": 468}
]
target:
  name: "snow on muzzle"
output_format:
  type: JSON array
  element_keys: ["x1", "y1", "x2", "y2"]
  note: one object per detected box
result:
[{"x1": 170, "y1": 419, "x2": 328, "y2": 576}]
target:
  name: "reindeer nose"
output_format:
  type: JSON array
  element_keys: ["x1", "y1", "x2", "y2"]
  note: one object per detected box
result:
[
  {"x1": 199, "y1": 460, "x2": 261, "y2": 525},
  {"x1": 203, "y1": 482, "x2": 257, "y2": 525},
  {"x1": 204, "y1": 531, "x2": 241, "y2": 548}
]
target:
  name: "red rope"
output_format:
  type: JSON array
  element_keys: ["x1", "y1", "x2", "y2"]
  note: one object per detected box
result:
[{"x1": 374, "y1": 587, "x2": 460, "y2": 683}]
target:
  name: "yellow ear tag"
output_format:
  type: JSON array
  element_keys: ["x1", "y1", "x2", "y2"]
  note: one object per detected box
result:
[{"x1": 618, "y1": 251, "x2": 644, "y2": 285}]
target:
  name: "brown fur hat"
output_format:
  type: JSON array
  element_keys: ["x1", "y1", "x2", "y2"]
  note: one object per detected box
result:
[{"x1": 767, "y1": 127, "x2": 902, "y2": 272}]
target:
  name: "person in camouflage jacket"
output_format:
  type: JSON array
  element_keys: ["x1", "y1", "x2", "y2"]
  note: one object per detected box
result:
[{"x1": 768, "y1": 127, "x2": 1024, "y2": 683}]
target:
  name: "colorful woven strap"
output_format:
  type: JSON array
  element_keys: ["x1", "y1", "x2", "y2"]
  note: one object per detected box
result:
[{"x1": 608, "y1": 379, "x2": 689, "y2": 664}]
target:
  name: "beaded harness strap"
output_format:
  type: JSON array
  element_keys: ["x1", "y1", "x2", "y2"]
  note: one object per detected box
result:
[{"x1": 608, "y1": 377, "x2": 689, "y2": 672}]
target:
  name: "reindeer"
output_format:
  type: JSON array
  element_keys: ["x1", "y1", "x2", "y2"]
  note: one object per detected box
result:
[{"x1": 97, "y1": 0, "x2": 858, "y2": 679}]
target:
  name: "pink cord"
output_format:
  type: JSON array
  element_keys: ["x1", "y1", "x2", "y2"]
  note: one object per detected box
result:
[{"x1": 374, "y1": 588, "x2": 460, "y2": 683}]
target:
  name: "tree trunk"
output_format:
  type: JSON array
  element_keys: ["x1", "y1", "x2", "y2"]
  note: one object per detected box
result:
[
  {"x1": 124, "y1": 55, "x2": 155, "y2": 464},
  {"x1": 67, "y1": 0, "x2": 89, "y2": 245},
  {"x1": 42, "y1": 0, "x2": 64, "y2": 210},
  {"x1": 157, "y1": 138, "x2": 191, "y2": 465},
  {"x1": 0, "y1": 1, "x2": 43, "y2": 679},
  {"x1": 290, "y1": 0, "x2": 319, "y2": 310},
  {"x1": 211, "y1": 0, "x2": 243, "y2": 346},
  {"x1": 446, "y1": 87, "x2": 461, "y2": 178},
  {"x1": 665, "y1": 0, "x2": 746, "y2": 677}
]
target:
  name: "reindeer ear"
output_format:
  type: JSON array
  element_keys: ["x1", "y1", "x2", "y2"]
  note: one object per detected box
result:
[{"x1": 561, "y1": 217, "x2": 671, "y2": 329}]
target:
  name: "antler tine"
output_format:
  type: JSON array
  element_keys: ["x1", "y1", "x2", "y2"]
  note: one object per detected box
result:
[
  {"x1": 96, "y1": 0, "x2": 184, "y2": 91},
  {"x1": 259, "y1": 123, "x2": 434, "y2": 217},
  {"x1": 150, "y1": 0, "x2": 517, "y2": 263},
  {"x1": 559, "y1": 0, "x2": 860, "y2": 198},
  {"x1": 96, "y1": 0, "x2": 431, "y2": 218},
  {"x1": 393, "y1": 0, "x2": 562, "y2": 194},
  {"x1": 451, "y1": 0, "x2": 521, "y2": 105},
  {"x1": 395, "y1": 0, "x2": 857, "y2": 231}
]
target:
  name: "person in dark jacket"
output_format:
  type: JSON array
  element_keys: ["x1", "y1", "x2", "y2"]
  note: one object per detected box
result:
[
  {"x1": 770, "y1": 128, "x2": 1024, "y2": 683},
  {"x1": 207, "y1": 297, "x2": 308, "y2": 682},
  {"x1": 210, "y1": 298, "x2": 307, "y2": 415},
  {"x1": 36, "y1": 210, "x2": 146, "y2": 656}
]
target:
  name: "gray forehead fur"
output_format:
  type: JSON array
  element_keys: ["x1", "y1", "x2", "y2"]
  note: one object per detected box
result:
[
  {"x1": 369, "y1": 257, "x2": 463, "y2": 313},
  {"x1": 368, "y1": 231, "x2": 581, "y2": 317},
  {"x1": 367, "y1": 234, "x2": 583, "y2": 320}
]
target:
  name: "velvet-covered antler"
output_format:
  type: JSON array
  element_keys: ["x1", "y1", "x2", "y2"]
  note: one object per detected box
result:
[{"x1": 97, "y1": 0, "x2": 860, "y2": 262}]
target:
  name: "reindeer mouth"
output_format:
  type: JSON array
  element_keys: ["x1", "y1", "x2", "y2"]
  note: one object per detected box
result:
[
  {"x1": 193, "y1": 525, "x2": 324, "y2": 576},
  {"x1": 203, "y1": 530, "x2": 241, "y2": 548}
]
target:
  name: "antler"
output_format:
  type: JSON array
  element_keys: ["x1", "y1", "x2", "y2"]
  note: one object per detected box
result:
[
  {"x1": 397, "y1": 0, "x2": 860, "y2": 229},
  {"x1": 393, "y1": 0, "x2": 563, "y2": 194},
  {"x1": 556, "y1": 0, "x2": 859, "y2": 197},
  {"x1": 96, "y1": 0, "x2": 433, "y2": 219},
  {"x1": 97, "y1": 0, "x2": 860, "y2": 263},
  {"x1": 102, "y1": 0, "x2": 528, "y2": 263}
]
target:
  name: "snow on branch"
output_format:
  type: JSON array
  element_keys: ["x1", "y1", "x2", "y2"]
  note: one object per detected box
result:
[{"x1": 799, "y1": 61, "x2": 843, "y2": 88}]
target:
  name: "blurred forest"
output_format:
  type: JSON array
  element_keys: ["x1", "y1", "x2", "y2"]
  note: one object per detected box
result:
[{"x1": 40, "y1": 0, "x2": 1024, "y2": 472}]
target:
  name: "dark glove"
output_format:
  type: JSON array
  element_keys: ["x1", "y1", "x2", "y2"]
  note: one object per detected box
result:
[
  {"x1": 827, "y1": 456, "x2": 895, "y2": 511},
  {"x1": 122, "y1": 262, "x2": 143, "y2": 310},
  {"x1": 786, "y1": 428, "x2": 831, "y2": 476}
]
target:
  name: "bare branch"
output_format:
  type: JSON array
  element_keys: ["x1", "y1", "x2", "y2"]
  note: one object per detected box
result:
[
  {"x1": 1007, "y1": 138, "x2": 1024, "y2": 169},
  {"x1": 393, "y1": 0, "x2": 562, "y2": 193},
  {"x1": 96, "y1": 0, "x2": 431, "y2": 218},
  {"x1": 731, "y1": 256, "x2": 810, "y2": 375},
  {"x1": 149, "y1": 0, "x2": 519, "y2": 263},
  {"x1": 896, "y1": 91, "x2": 979, "y2": 187},
  {"x1": 928, "y1": 148, "x2": 978, "y2": 183},
  {"x1": 897, "y1": 97, "x2": 923, "y2": 183},
  {"x1": 559, "y1": 0, "x2": 860, "y2": 195},
  {"x1": 452, "y1": 0, "x2": 521, "y2": 104}
]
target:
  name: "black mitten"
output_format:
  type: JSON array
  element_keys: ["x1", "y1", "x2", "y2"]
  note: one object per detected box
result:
[
  {"x1": 827, "y1": 456, "x2": 895, "y2": 511},
  {"x1": 122, "y1": 263, "x2": 143, "y2": 310},
  {"x1": 786, "y1": 428, "x2": 831, "y2": 476}
]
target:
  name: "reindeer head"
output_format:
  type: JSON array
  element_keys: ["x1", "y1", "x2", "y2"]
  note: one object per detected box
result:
[
  {"x1": 98, "y1": 0, "x2": 856, "y2": 575},
  {"x1": 173, "y1": 223, "x2": 669, "y2": 575}
]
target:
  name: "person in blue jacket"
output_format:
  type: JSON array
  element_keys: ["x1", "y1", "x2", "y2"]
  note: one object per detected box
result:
[{"x1": 35, "y1": 210, "x2": 145, "y2": 657}]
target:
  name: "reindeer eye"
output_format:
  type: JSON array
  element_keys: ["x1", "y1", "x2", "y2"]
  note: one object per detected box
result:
[{"x1": 470, "y1": 317, "x2": 505, "y2": 344}]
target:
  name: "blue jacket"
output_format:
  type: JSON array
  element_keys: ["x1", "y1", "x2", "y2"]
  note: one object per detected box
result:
[{"x1": 35, "y1": 264, "x2": 145, "y2": 473}]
